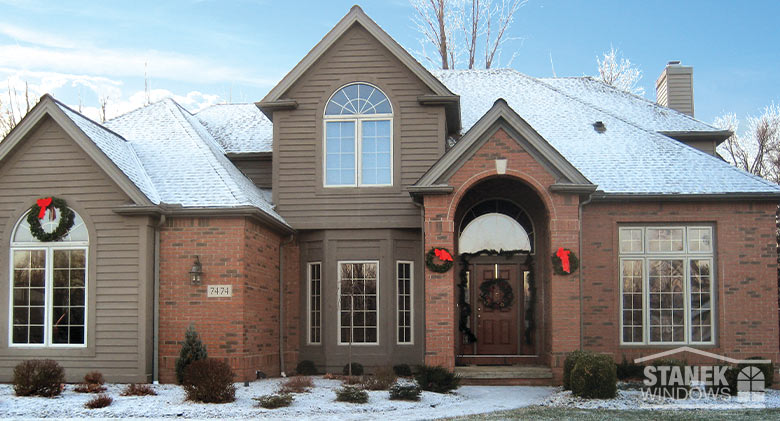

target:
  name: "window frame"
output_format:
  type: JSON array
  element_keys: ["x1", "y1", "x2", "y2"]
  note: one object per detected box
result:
[
  {"x1": 306, "y1": 262, "x2": 322, "y2": 346},
  {"x1": 323, "y1": 83, "x2": 394, "y2": 188},
  {"x1": 618, "y1": 225, "x2": 715, "y2": 347},
  {"x1": 8, "y1": 212, "x2": 89, "y2": 348},
  {"x1": 336, "y1": 260, "x2": 380, "y2": 346},
  {"x1": 396, "y1": 260, "x2": 414, "y2": 345}
]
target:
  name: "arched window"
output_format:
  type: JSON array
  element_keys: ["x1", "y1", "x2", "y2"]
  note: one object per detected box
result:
[
  {"x1": 324, "y1": 83, "x2": 393, "y2": 187},
  {"x1": 459, "y1": 199, "x2": 535, "y2": 254},
  {"x1": 9, "y1": 207, "x2": 88, "y2": 346}
]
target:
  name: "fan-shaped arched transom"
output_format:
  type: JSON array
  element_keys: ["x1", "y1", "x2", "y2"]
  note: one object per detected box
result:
[
  {"x1": 459, "y1": 199, "x2": 535, "y2": 253},
  {"x1": 325, "y1": 83, "x2": 392, "y2": 116},
  {"x1": 12, "y1": 208, "x2": 88, "y2": 244}
]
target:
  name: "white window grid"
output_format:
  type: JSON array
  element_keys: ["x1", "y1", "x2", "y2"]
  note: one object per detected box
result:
[
  {"x1": 337, "y1": 261, "x2": 379, "y2": 345},
  {"x1": 307, "y1": 262, "x2": 322, "y2": 345},
  {"x1": 618, "y1": 226, "x2": 715, "y2": 346},
  {"x1": 396, "y1": 261, "x2": 413, "y2": 345}
]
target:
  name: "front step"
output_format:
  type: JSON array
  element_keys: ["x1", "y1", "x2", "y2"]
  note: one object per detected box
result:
[{"x1": 455, "y1": 365, "x2": 554, "y2": 386}]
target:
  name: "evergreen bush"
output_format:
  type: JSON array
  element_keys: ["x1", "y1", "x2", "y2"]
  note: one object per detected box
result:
[
  {"x1": 643, "y1": 358, "x2": 689, "y2": 398},
  {"x1": 570, "y1": 353, "x2": 617, "y2": 399},
  {"x1": 256, "y1": 393, "x2": 294, "y2": 409},
  {"x1": 415, "y1": 365, "x2": 460, "y2": 393},
  {"x1": 342, "y1": 362, "x2": 364, "y2": 376},
  {"x1": 616, "y1": 356, "x2": 645, "y2": 380},
  {"x1": 296, "y1": 360, "x2": 318, "y2": 375},
  {"x1": 335, "y1": 385, "x2": 368, "y2": 403},
  {"x1": 738, "y1": 357, "x2": 774, "y2": 388},
  {"x1": 389, "y1": 382, "x2": 421, "y2": 401},
  {"x1": 393, "y1": 364, "x2": 413, "y2": 377},
  {"x1": 175, "y1": 324, "x2": 208, "y2": 384},
  {"x1": 562, "y1": 350, "x2": 587, "y2": 390}
]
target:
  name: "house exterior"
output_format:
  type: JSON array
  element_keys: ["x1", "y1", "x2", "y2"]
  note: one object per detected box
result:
[{"x1": 0, "y1": 6, "x2": 778, "y2": 384}]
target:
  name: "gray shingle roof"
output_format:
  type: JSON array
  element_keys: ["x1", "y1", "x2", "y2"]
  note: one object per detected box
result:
[
  {"x1": 196, "y1": 104, "x2": 272, "y2": 154},
  {"x1": 432, "y1": 69, "x2": 780, "y2": 195},
  {"x1": 100, "y1": 99, "x2": 286, "y2": 224}
]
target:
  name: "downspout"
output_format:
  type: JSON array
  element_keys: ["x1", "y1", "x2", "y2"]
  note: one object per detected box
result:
[
  {"x1": 279, "y1": 234, "x2": 295, "y2": 378},
  {"x1": 153, "y1": 213, "x2": 166, "y2": 383},
  {"x1": 411, "y1": 198, "x2": 425, "y2": 362},
  {"x1": 578, "y1": 193, "x2": 593, "y2": 351}
]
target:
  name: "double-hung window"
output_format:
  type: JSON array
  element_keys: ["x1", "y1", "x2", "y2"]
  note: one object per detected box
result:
[
  {"x1": 9, "y1": 208, "x2": 89, "y2": 347},
  {"x1": 324, "y1": 83, "x2": 392, "y2": 187},
  {"x1": 619, "y1": 226, "x2": 714, "y2": 345}
]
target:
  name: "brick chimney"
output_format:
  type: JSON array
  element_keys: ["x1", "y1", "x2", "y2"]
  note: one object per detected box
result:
[{"x1": 655, "y1": 61, "x2": 694, "y2": 117}]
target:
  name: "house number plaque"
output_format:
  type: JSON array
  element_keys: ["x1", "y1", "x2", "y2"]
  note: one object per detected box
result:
[{"x1": 207, "y1": 285, "x2": 232, "y2": 298}]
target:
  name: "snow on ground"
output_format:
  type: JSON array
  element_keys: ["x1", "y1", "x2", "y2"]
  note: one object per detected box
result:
[
  {"x1": 540, "y1": 384, "x2": 780, "y2": 411},
  {"x1": 0, "y1": 377, "x2": 554, "y2": 420}
]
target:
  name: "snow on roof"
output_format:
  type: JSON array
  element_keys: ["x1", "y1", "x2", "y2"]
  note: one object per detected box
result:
[
  {"x1": 196, "y1": 103, "x2": 273, "y2": 153},
  {"x1": 432, "y1": 69, "x2": 780, "y2": 195},
  {"x1": 55, "y1": 102, "x2": 161, "y2": 204},
  {"x1": 538, "y1": 76, "x2": 717, "y2": 133},
  {"x1": 90, "y1": 99, "x2": 287, "y2": 224}
]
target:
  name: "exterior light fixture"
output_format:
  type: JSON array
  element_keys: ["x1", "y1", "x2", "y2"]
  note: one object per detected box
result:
[{"x1": 189, "y1": 256, "x2": 203, "y2": 285}]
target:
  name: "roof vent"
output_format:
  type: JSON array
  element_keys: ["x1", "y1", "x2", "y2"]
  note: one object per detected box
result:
[{"x1": 593, "y1": 121, "x2": 606, "y2": 133}]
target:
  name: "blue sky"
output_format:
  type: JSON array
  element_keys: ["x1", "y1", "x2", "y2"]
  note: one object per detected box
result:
[{"x1": 1, "y1": 0, "x2": 778, "y2": 127}]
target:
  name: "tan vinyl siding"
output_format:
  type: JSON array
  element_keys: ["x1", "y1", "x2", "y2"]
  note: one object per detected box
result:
[
  {"x1": 232, "y1": 156, "x2": 272, "y2": 188},
  {"x1": 0, "y1": 116, "x2": 153, "y2": 382},
  {"x1": 273, "y1": 24, "x2": 446, "y2": 229}
]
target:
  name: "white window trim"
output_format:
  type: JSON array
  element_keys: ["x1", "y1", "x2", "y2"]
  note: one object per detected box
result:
[
  {"x1": 323, "y1": 82, "x2": 394, "y2": 188},
  {"x1": 618, "y1": 226, "x2": 715, "y2": 346},
  {"x1": 337, "y1": 260, "x2": 380, "y2": 346},
  {"x1": 306, "y1": 262, "x2": 322, "y2": 345},
  {"x1": 8, "y1": 211, "x2": 89, "y2": 348},
  {"x1": 8, "y1": 246, "x2": 89, "y2": 348},
  {"x1": 396, "y1": 260, "x2": 414, "y2": 345}
]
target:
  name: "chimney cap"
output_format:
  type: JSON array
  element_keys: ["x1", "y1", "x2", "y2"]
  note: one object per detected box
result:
[{"x1": 667, "y1": 60, "x2": 682, "y2": 66}]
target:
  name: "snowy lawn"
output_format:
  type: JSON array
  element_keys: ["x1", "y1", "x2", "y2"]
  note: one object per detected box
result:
[{"x1": 0, "y1": 377, "x2": 554, "y2": 420}]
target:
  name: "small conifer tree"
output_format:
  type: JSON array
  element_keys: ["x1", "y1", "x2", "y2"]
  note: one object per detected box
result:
[{"x1": 175, "y1": 324, "x2": 208, "y2": 384}]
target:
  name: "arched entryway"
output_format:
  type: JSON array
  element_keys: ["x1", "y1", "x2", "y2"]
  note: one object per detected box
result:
[{"x1": 454, "y1": 177, "x2": 549, "y2": 366}]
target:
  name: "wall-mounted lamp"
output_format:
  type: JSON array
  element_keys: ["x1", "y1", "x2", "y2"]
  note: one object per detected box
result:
[{"x1": 189, "y1": 256, "x2": 203, "y2": 285}]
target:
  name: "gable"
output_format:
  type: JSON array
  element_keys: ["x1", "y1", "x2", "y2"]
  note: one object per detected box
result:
[
  {"x1": 0, "y1": 97, "x2": 154, "y2": 206},
  {"x1": 413, "y1": 99, "x2": 596, "y2": 194}
]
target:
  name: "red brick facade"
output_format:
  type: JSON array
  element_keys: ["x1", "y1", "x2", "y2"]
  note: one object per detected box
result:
[
  {"x1": 422, "y1": 127, "x2": 582, "y2": 377},
  {"x1": 158, "y1": 216, "x2": 299, "y2": 383},
  {"x1": 581, "y1": 201, "x2": 780, "y2": 365}
]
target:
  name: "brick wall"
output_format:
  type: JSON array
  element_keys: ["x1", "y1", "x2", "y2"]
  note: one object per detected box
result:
[
  {"x1": 581, "y1": 201, "x2": 780, "y2": 365},
  {"x1": 158, "y1": 216, "x2": 299, "y2": 383},
  {"x1": 422, "y1": 127, "x2": 581, "y2": 376}
]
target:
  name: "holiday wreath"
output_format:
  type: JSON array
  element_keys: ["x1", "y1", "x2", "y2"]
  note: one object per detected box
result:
[
  {"x1": 551, "y1": 247, "x2": 579, "y2": 275},
  {"x1": 479, "y1": 278, "x2": 514, "y2": 310},
  {"x1": 27, "y1": 197, "x2": 75, "y2": 242},
  {"x1": 425, "y1": 247, "x2": 454, "y2": 273}
]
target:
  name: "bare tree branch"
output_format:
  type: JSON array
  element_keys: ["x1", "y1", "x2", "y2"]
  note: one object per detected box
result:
[
  {"x1": 596, "y1": 46, "x2": 644, "y2": 95},
  {"x1": 715, "y1": 104, "x2": 780, "y2": 183}
]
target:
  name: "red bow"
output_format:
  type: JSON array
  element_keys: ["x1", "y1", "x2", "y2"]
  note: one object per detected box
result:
[
  {"x1": 434, "y1": 248, "x2": 453, "y2": 262},
  {"x1": 556, "y1": 247, "x2": 571, "y2": 273},
  {"x1": 36, "y1": 197, "x2": 52, "y2": 219}
]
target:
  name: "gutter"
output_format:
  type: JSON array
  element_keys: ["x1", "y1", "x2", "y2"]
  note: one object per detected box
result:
[
  {"x1": 279, "y1": 234, "x2": 295, "y2": 377},
  {"x1": 589, "y1": 192, "x2": 780, "y2": 201},
  {"x1": 578, "y1": 192, "x2": 594, "y2": 352}
]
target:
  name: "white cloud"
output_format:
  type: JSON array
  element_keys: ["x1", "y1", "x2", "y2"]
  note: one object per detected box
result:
[{"x1": 0, "y1": 22, "x2": 80, "y2": 49}]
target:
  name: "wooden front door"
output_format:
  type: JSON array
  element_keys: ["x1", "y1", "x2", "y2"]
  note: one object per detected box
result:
[{"x1": 475, "y1": 263, "x2": 520, "y2": 355}]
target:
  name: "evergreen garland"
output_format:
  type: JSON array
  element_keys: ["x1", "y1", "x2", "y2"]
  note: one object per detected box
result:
[
  {"x1": 175, "y1": 324, "x2": 208, "y2": 384},
  {"x1": 425, "y1": 247, "x2": 454, "y2": 273},
  {"x1": 551, "y1": 248, "x2": 579, "y2": 275},
  {"x1": 27, "y1": 197, "x2": 75, "y2": 242},
  {"x1": 457, "y1": 249, "x2": 535, "y2": 345},
  {"x1": 479, "y1": 278, "x2": 514, "y2": 309}
]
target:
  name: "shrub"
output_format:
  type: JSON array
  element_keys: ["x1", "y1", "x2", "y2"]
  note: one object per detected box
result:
[
  {"x1": 75, "y1": 370, "x2": 107, "y2": 393},
  {"x1": 616, "y1": 357, "x2": 645, "y2": 381},
  {"x1": 738, "y1": 357, "x2": 774, "y2": 388},
  {"x1": 389, "y1": 382, "x2": 421, "y2": 401},
  {"x1": 706, "y1": 366, "x2": 739, "y2": 396},
  {"x1": 643, "y1": 359, "x2": 689, "y2": 398},
  {"x1": 343, "y1": 362, "x2": 364, "y2": 376},
  {"x1": 570, "y1": 353, "x2": 617, "y2": 399},
  {"x1": 121, "y1": 383, "x2": 157, "y2": 396},
  {"x1": 361, "y1": 367, "x2": 397, "y2": 391},
  {"x1": 13, "y1": 359, "x2": 65, "y2": 397},
  {"x1": 175, "y1": 324, "x2": 208, "y2": 384},
  {"x1": 182, "y1": 359, "x2": 236, "y2": 403},
  {"x1": 335, "y1": 385, "x2": 368, "y2": 403},
  {"x1": 393, "y1": 364, "x2": 413, "y2": 377},
  {"x1": 278, "y1": 376, "x2": 314, "y2": 394},
  {"x1": 322, "y1": 373, "x2": 340, "y2": 380},
  {"x1": 84, "y1": 394, "x2": 113, "y2": 409},
  {"x1": 342, "y1": 375, "x2": 363, "y2": 385},
  {"x1": 256, "y1": 393, "x2": 294, "y2": 409},
  {"x1": 563, "y1": 350, "x2": 587, "y2": 390},
  {"x1": 415, "y1": 365, "x2": 460, "y2": 393},
  {"x1": 296, "y1": 360, "x2": 318, "y2": 376}
]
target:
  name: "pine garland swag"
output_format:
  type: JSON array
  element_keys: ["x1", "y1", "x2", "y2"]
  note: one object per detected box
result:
[
  {"x1": 426, "y1": 247, "x2": 454, "y2": 273},
  {"x1": 27, "y1": 197, "x2": 75, "y2": 242},
  {"x1": 551, "y1": 248, "x2": 579, "y2": 275}
]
